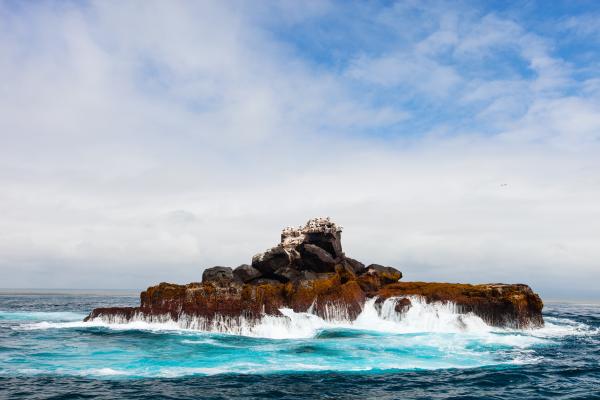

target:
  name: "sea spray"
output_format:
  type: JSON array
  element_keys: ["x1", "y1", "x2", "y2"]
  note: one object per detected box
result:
[{"x1": 64, "y1": 296, "x2": 534, "y2": 338}]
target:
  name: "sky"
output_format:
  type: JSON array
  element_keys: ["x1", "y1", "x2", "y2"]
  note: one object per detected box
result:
[{"x1": 1, "y1": 0, "x2": 599, "y2": 299}]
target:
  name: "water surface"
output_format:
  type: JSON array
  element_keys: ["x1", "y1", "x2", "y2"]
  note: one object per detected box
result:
[{"x1": 0, "y1": 291, "x2": 598, "y2": 399}]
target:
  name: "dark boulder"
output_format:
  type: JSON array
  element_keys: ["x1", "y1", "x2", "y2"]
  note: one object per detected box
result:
[
  {"x1": 373, "y1": 296, "x2": 386, "y2": 314},
  {"x1": 252, "y1": 246, "x2": 291, "y2": 276},
  {"x1": 357, "y1": 273, "x2": 382, "y2": 294},
  {"x1": 274, "y1": 266, "x2": 303, "y2": 283},
  {"x1": 373, "y1": 296, "x2": 411, "y2": 315},
  {"x1": 365, "y1": 264, "x2": 402, "y2": 284},
  {"x1": 395, "y1": 297, "x2": 412, "y2": 313},
  {"x1": 281, "y1": 217, "x2": 344, "y2": 259},
  {"x1": 356, "y1": 265, "x2": 402, "y2": 294},
  {"x1": 300, "y1": 270, "x2": 318, "y2": 281},
  {"x1": 303, "y1": 231, "x2": 343, "y2": 259},
  {"x1": 344, "y1": 257, "x2": 366, "y2": 275},
  {"x1": 202, "y1": 266, "x2": 236, "y2": 286},
  {"x1": 300, "y1": 244, "x2": 337, "y2": 273},
  {"x1": 233, "y1": 264, "x2": 262, "y2": 283},
  {"x1": 249, "y1": 278, "x2": 284, "y2": 286}
]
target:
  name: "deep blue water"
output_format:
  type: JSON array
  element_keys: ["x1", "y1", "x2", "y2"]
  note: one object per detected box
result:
[{"x1": 0, "y1": 291, "x2": 599, "y2": 399}]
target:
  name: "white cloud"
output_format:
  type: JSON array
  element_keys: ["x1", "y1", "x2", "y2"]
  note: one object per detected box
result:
[
  {"x1": 561, "y1": 14, "x2": 600, "y2": 40},
  {"x1": 347, "y1": 52, "x2": 462, "y2": 97}
]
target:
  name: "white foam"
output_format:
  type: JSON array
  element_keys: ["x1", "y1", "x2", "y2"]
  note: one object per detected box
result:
[
  {"x1": 354, "y1": 297, "x2": 493, "y2": 334},
  {"x1": 18, "y1": 296, "x2": 594, "y2": 344},
  {"x1": 84, "y1": 368, "x2": 128, "y2": 377},
  {"x1": 527, "y1": 316, "x2": 600, "y2": 337}
]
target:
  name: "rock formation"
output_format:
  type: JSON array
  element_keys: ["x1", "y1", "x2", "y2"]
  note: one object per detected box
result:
[{"x1": 85, "y1": 217, "x2": 544, "y2": 328}]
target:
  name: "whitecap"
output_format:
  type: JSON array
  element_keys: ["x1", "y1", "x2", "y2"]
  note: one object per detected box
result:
[
  {"x1": 18, "y1": 296, "x2": 596, "y2": 348},
  {"x1": 82, "y1": 368, "x2": 129, "y2": 377}
]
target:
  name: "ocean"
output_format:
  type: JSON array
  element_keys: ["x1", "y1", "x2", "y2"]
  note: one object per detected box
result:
[{"x1": 0, "y1": 291, "x2": 598, "y2": 399}]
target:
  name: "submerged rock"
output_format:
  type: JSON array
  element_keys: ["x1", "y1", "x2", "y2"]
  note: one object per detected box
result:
[
  {"x1": 395, "y1": 297, "x2": 412, "y2": 313},
  {"x1": 84, "y1": 217, "x2": 544, "y2": 329}
]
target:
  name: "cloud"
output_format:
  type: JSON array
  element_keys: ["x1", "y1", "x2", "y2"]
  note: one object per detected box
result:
[
  {"x1": 347, "y1": 52, "x2": 462, "y2": 97},
  {"x1": 561, "y1": 14, "x2": 600, "y2": 40},
  {"x1": 0, "y1": 1, "x2": 599, "y2": 299}
]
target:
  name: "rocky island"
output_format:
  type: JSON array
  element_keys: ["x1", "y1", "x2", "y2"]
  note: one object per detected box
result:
[{"x1": 85, "y1": 217, "x2": 544, "y2": 329}]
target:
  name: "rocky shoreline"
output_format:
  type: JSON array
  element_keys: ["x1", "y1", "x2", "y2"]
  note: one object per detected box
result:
[{"x1": 85, "y1": 218, "x2": 544, "y2": 328}]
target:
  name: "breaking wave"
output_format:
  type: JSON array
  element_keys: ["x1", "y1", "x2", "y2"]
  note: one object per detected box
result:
[{"x1": 19, "y1": 296, "x2": 595, "y2": 341}]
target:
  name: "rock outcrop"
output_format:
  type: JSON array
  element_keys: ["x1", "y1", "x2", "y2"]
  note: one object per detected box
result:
[
  {"x1": 376, "y1": 282, "x2": 544, "y2": 328},
  {"x1": 85, "y1": 217, "x2": 544, "y2": 329},
  {"x1": 232, "y1": 264, "x2": 261, "y2": 283},
  {"x1": 202, "y1": 266, "x2": 237, "y2": 286}
]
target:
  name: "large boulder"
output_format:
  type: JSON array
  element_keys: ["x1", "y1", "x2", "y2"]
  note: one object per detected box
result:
[
  {"x1": 249, "y1": 278, "x2": 284, "y2": 286},
  {"x1": 202, "y1": 266, "x2": 236, "y2": 286},
  {"x1": 395, "y1": 297, "x2": 412, "y2": 313},
  {"x1": 373, "y1": 296, "x2": 412, "y2": 315},
  {"x1": 299, "y1": 270, "x2": 318, "y2": 281},
  {"x1": 233, "y1": 264, "x2": 262, "y2": 283},
  {"x1": 300, "y1": 243, "x2": 337, "y2": 273},
  {"x1": 273, "y1": 266, "x2": 303, "y2": 283},
  {"x1": 365, "y1": 264, "x2": 402, "y2": 284},
  {"x1": 356, "y1": 264, "x2": 402, "y2": 294},
  {"x1": 252, "y1": 246, "x2": 291, "y2": 276},
  {"x1": 344, "y1": 257, "x2": 366, "y2": 275},
  {"x1": 303, "y1": 231, "x2": 343, "y2": 259},
  {"x1": 281, "y1": 217, "x2": 344, "y2": 259}
]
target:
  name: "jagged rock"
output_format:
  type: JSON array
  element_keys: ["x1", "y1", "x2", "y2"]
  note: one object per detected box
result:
[
  {"x1": 300, "y1": 244, "x2": 337, "y2": 273},
  {"x1": 252, "y1": 217, "x2": 345, "y2": 275},
  {"x1": 281, "y1": 217, "x2": 343, "y2": 259},
  {"x1": 87, "y1": 276, "x2": 542, "y2": 329},
  {"x1": 249, "y1": 278, "x2": 284, "y2": 286},
  {"x1": 274, "y1": 266, "x2": 303, "y2": 283},
  {"x1": 395, "y1": 297, "x2": 412, "y2": 313},
  {"x1": 357, "y1": 272, "x2": 382, "y2": 294},
  {"x1": 373, "y1": 296, "x2": 412, "y2": 315},
  {"x1": 377, "y1": 282, "x2": 544, "y2": 328},
  {"x1": 335, "y1": 263, "x2": 357, "y2": 284},
  {"x1": 356, "y1": 265, "x2": 402, "y2": 294},
  {"x1": 233, "y1": 264, "x2": 262, "y2": 283},
  {"x1": 84, "y1": 217, "x2": 544, "y2": 329},
  {"x1": 300, "y1": 270, "x2": 318, "y2": 280},
  {"x1": 202, "y1": 266, "x2": 237, "y2": 286},
  {"x1": 289, "y1": 274, "x2": 365, "y2": 319},
  {"x1": 251, "y1": 246, "x2": 291, "y2": 276},
  {"x1": 303, "y1": 231, "x2": 343, "y2": 259},
  {"x1": 344, "y1": 257, "x2": 366, "y2": 275},
  {"x1": 365, "y1": 264, "x2": 402, "y2": 284}
]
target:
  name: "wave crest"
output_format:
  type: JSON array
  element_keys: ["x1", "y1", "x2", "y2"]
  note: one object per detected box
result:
[
  {"x1": 19, "y1": 296, "x2": 518, "y2": 338},
  {"x1": 18, "y1": 297, "x2": 597, "y2": 341}
]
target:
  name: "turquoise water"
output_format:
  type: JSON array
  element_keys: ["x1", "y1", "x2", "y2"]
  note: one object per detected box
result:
[{"x1": 0, "y1": 293, "x2": 599, "y2": 399}]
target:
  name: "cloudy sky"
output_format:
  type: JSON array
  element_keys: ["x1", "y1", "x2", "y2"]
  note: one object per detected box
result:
[{"x1": 1, "y1": 0, "x2": 599, "y2": 299}]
